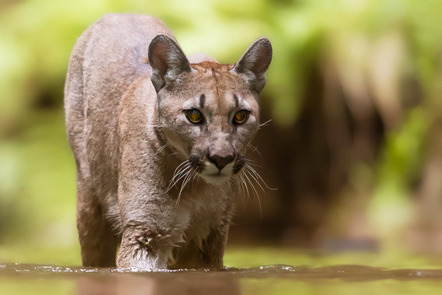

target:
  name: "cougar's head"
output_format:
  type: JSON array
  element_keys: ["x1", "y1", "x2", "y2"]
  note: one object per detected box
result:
[{"x1": 148, "y1": 34, "x2": 272, "y2": 185}]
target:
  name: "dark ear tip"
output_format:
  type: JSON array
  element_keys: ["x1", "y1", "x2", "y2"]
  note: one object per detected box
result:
[
  {"x1": 148, "y1": 34, "x2": 180, "y2": 63},
  {"x1": 256, "y1": 37, "x2": 272, "y2": 54},
  {"x1": 150, "y1": 34, "x2": 175, "y2": 48},
  {"x1": 256, "y1": 37, "x2": 271, "y2": 46},
  {"x1": 148, "y1": 34, "x2": 164, "y2": 58}
]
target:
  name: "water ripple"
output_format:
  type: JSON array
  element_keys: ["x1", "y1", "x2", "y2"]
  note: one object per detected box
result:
[{"x1": 1, "y1": 263, "x2": 442, "y2": 281}]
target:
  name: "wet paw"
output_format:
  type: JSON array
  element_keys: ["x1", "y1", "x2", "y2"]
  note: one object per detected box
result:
[{"x1": 136, "y1": 231, "x2": 174, "y2": 253}]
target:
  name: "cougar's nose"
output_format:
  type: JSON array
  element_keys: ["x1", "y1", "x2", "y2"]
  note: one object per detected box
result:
[{"x1": 208, "y1": 153, "x2": 235, "y2": 171}]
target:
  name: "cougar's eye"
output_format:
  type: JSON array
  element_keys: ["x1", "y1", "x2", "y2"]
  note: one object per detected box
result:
[
  {"x1": 185, "y1": 109, "x2": 203, "y2": 124},
  {"x1": 233, "y1": 110, "x2": 249, "y2": 125}
]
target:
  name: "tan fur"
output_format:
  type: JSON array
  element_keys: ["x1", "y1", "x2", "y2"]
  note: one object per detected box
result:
[{"x1": 64, "y1": 14, "x2": 272, "y2": 269}]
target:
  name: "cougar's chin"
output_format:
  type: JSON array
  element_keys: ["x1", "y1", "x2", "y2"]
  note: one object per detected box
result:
[
  {"x1": 200, "y1": 161, "x2": 234, "y2": 185},
  {"x1": 201, "y1": 174, "x2": 231, "y2": 185}
]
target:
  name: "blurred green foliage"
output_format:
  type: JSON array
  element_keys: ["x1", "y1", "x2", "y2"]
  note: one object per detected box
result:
[
  {"x1": 2, "y1": 0, "x2": 440, "y2": 129},
  {"x1": 1, "y1": 0, "x2": 442, "y2": 266}
]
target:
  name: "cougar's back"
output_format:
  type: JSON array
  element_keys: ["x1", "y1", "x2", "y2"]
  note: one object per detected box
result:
[{"x1": 64, "y1": 14, "x2": 171, "y2": 200}]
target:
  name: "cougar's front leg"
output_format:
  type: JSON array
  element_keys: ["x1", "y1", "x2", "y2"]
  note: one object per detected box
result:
[
  {"x1": 116, "y1": 192, "x2": 188, "y2": 269},
  {"x1": 172, "y1": 223, "x2": 229, "y2": 270},
  {"x1": 201, "y1": 223, "x2": 230, "y2": 269},
  {"x1": 117, "y1": 223, "x2": 182, "y2": 269}
]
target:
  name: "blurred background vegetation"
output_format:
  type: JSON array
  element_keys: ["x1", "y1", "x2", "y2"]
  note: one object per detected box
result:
[{"x1": 1, "y1": 0, "x2": 442, "y2": 266}]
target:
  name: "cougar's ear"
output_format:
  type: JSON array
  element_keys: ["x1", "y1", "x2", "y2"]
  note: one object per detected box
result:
[
  {"x1": 233, "y1": 37, "x2": 272, "y2": 94},
  {"x1": 148, "y1": 34, "x2": 191, "y2": 92}
]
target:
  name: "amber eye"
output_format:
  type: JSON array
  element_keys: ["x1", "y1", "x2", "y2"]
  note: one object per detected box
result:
[
  {"x1": 233, "y1": 110, "x2": 249, "y2": 125},
  {"x1": 185, "y1": 109, "x2": 203, "y2": 124}
]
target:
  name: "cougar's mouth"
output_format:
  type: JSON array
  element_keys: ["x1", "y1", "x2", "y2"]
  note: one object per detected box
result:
[{"x1": 188, "y1": 154, "x2": 246, "y2": 185}]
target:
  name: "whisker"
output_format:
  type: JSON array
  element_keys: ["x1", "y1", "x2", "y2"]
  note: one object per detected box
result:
[
  {"x1": 167, "y1": 152, "x2": 181, "y2": 158},
  {"x1": 245, "y1": 158, "x2": 263, "y2": 168},
  {"x1": 239, "y1": 174, "x2": 249, "y2": 205},
  {"x1": 259, "y1": 119, "x2": 272, "y2": 128},
  {"x1": 152, "y1": 143, "x2": 168, "y2": 159},
  {"x1": 173, "y1": 165, "x2": 192, "y2": 183},
  {"x1": 247, "y1": 144, "x2": 263, "y2": 159},
  {"x1": 232, "y1": 177, "x2": 242, "y2": 203},
  {"x1": 245, "y1": 169, "x2": 265, "y2": 192},
  {"x1": 242, "y1": 170, "x2": 262, "y2": 217},
  {"x1": 176, "y1": 169, "x2": 195, "y2": 206},
  {"x1": 166, "y1": 161, "x2": 191, "y2": 192},
  {"x1": 246, "y1": 163, "x2": 277, "y2": 191},
  {"x1": 239, "y1": 173, "x2": 250, "y2": 199},
  {"x1": 191, "y1": 173, "x2": 199, "y2": 190},
  {"x1": 172, "y1": 164, "x2": 190, "y2": 179},
  {"x1": 167, "y1": 165, "x2": 191, "y2": 191},
  {"x1": 171, "y1": 160, "x2": 190, "y2": 178}
]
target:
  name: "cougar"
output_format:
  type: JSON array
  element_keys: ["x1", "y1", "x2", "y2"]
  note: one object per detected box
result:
[{"x1": 64, "y1": 14, "x2": 272, "y2": 269}]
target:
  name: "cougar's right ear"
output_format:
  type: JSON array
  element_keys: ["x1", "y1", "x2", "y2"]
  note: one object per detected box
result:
[
  {"x1": 233, "y1": 37, "x2": 272, "y2": 94},
  {"x1": 148, "y1": 34, "x2": 191, "y2": 92}
]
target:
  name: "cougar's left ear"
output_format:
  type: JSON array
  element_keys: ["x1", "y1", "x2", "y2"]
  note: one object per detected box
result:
[
  {"x1": 233, "y1": 37, "x2": 272, "y2": 94},
  {"x1": 148, "y1": 34, "x2": 191, "y2": 92}
]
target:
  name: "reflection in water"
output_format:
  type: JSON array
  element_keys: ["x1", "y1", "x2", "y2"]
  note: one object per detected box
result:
[
  {"x1": 2, "y1": 263, "x2": 442, "y2": 295},
  {"x1": 76, "y1": 273, "x2": 239, "y2": 295}
]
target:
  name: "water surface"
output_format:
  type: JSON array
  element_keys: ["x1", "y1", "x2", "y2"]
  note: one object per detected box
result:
[{"x1": 1, "y1": 263, "x2": 442, "y2": 295}]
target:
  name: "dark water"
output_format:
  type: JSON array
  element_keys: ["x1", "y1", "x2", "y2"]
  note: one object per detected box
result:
[{"x1": 2, "y1": 263, "x2": 442, "y2": 295}]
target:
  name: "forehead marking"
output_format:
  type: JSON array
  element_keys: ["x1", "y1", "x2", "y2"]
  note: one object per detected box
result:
[
  {"x1": 211, "y1": 67, "x2": 221, "y2": 109},
  {"x1": 233, "y1": 94, "x2": 239, "y2": 108},
  {"x1": 211, "y1": 67, "x2": 219, "y2": 84},
  {"x1": 199, "y1": 94, "x2": 206, "y2": 109}
]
